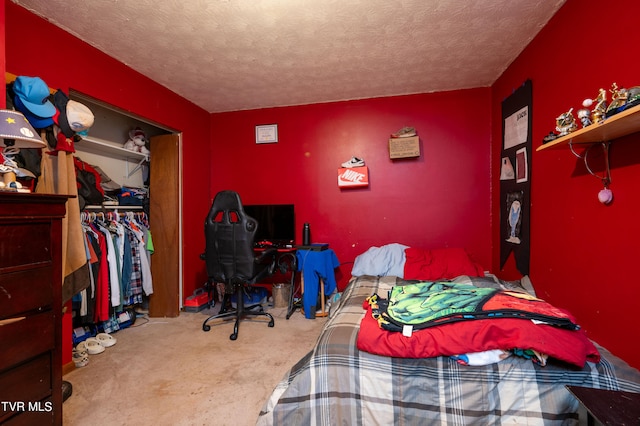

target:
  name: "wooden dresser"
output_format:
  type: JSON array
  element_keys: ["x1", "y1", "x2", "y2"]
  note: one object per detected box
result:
[{"x1": 0, "y1": 193, "x2": 68, "y2": 425}]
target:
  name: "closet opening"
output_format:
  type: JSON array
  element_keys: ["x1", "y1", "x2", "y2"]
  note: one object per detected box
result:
[{"x1": 69, "y1": 90, "x2": 183, "y2": 322}]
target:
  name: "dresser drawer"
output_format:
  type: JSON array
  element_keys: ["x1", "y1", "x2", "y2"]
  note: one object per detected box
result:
[
  {"x1": 0, "y1": 353, "x2": 51, "y2": 405},
  {"x1": 0, "y1": 311, "x2": 55, "y2": 372},
  {"x1": 0, "y1": 223, "x2": 52, "y2": 270},
  {"x1": 0, "y1": 267, "x2": 53, "y2": 319}
]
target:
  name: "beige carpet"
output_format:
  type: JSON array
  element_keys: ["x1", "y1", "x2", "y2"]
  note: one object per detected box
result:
[{"x1": 62, "y1": 305, "x2": 326, "y2": 425}]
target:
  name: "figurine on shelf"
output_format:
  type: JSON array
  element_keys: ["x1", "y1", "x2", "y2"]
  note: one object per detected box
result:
[
  {"x1": 605, "y1": 82, "x2": 628, "y2": 116},
  {"x1": 542, "y1": 131, "x2": 557, "y2": 144},
  {"x1": 577, "y1": 108, "x2": 592, "y2": 128},
  {"x1": 625, "y1": 86, "x2": 640, "y2": 108},
  {"x1": 555, "y1": 108, "x2": 578, "y2": 136},
  {"x1": 583, "y1": 88, "x2": 607, "y2": 124}
]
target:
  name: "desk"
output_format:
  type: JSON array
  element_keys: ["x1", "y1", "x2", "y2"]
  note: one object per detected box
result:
[
  {"x1": 296, "y1": 248, "x2": 339, "y2": 319},
  {"x1": 566, "y1": 385, "x2": 640, "y2": 425}
]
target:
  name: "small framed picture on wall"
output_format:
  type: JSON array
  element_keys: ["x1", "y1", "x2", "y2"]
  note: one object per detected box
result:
[
  {"x1": 515, "y1": 147, "x2": 528, "y2": 183},
  {"x1": 255, "y1": 124, "x2": 278, "y2": 144}
]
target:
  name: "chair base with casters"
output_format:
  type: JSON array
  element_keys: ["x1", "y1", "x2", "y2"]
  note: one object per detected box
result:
[{"x1": 202, "y1": 279, "x2": 275, "y2": 340}]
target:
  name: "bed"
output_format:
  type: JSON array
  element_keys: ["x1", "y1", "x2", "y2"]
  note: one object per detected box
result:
[{"x1": 257, "y1": 246, "x2": 640, "y2": 425}]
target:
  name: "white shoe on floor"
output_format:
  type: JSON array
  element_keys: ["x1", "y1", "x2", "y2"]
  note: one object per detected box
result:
[
  {"x1": 75, "y1": 341, "x2": 88, "y2": 353},
  {"x1": 96, "y1": 332, "x2": 117, "y2": 347},
  {"x1": 73, "y1": 346, "x2": 89, "y2": 367},
  {"x1": 85, "y1": 337, "x2": 106, "y2": 354},
  {"x1": 73, "y1": 350, "x2": 89, "y2": 367}
]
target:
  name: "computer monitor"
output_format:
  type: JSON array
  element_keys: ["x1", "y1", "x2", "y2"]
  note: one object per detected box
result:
[{"x1": 243, "y1": 204, "x2": 295, "y2": 246}]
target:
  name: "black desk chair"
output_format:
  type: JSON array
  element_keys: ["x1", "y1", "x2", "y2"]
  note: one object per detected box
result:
[{"x1": 200, "y1": 190, "x2": 277, "y2": 340}]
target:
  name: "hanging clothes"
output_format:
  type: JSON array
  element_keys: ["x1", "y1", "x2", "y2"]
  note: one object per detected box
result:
[
  {"x1": 75, "y1": 210, "x2": 154, "y2": 325},
  {"x1": 94, "y1": 219, "x2": 121, "y2": 308},
  {"x1": 90, "y1": 222, "x2": 110, "y2": 322},
  {"x1": 125, "y1": 212, "x2": 153, "y2": 297}
]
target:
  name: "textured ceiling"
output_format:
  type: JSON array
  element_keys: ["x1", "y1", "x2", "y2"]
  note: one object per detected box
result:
[{"x1": 12, "y1": 0, "x2": 566, "y2": 113}]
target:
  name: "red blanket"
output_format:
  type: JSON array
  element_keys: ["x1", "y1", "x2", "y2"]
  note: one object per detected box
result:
[
  {"x1": 357, "y1": 301, "x2": 600, "y2": 368},
  {"x1": 404, "y1": 247, "x2": 484, "y2": 280}
]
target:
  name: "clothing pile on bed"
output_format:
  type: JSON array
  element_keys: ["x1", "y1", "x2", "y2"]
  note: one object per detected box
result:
[{"x1": 352, "y1": 244, "x2": 600, "y2": 368}]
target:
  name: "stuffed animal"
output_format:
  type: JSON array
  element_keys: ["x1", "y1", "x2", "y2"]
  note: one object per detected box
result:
[{"x1": 123, "y1": 127, "x2": 150, "y2": 155}]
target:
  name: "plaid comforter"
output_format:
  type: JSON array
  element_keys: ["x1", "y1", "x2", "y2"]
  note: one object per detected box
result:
[{"x1": 257, "y1": 275, "x2": 640, "y2": 425}]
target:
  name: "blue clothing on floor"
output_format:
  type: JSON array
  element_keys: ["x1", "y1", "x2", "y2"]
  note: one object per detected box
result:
[{"x1": 296, "y1": 248, "x2": 339, "y2": 318}]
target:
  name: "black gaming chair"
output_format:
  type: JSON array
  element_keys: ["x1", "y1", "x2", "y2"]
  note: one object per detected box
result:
[{"x1": 200, "y1": 190, "x2": 277, "y2": 340}]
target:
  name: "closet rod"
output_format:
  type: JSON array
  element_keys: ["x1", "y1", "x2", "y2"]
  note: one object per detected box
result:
[{"x1": 84, "y1": 204, "x2": 143, "y2": 210}]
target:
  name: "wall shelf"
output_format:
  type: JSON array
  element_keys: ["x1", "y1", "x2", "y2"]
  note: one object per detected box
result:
[{"x1": 536, "y1": 103, "x2": 640, "y2": 151}]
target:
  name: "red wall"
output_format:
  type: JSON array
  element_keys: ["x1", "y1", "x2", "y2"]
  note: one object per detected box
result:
[
  {"x1": 6, "y1": 0, "x2": 638, "y2": 371},
  {"x1": 4, "y1": 2, "x2": 212, "y2": 363},
  {"x1": 211, "y1": 89, "x2": 492, "y2": 290},
  {"x1": 4, "y1": 1, "x2": 211, "y2": 296},
  {"x1": 492, "y1": 0, "x2": 640, "y2": 368}
]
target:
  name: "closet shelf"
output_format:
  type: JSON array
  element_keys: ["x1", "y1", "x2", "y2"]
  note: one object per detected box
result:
[
  {"x1": 78, "y1": 136, "x2": 148, "y2": 161},
  {"x1": 76, "y1": 136, "x2": 148, "y2": 178},
  {"x1": 537, "y1": 103, "x2": 640, "y2": 151}
]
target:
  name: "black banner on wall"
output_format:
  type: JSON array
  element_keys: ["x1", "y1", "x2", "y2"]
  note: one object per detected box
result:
[{"x1": 500, "y1": 79, "x2": 532, "y2": 275}]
